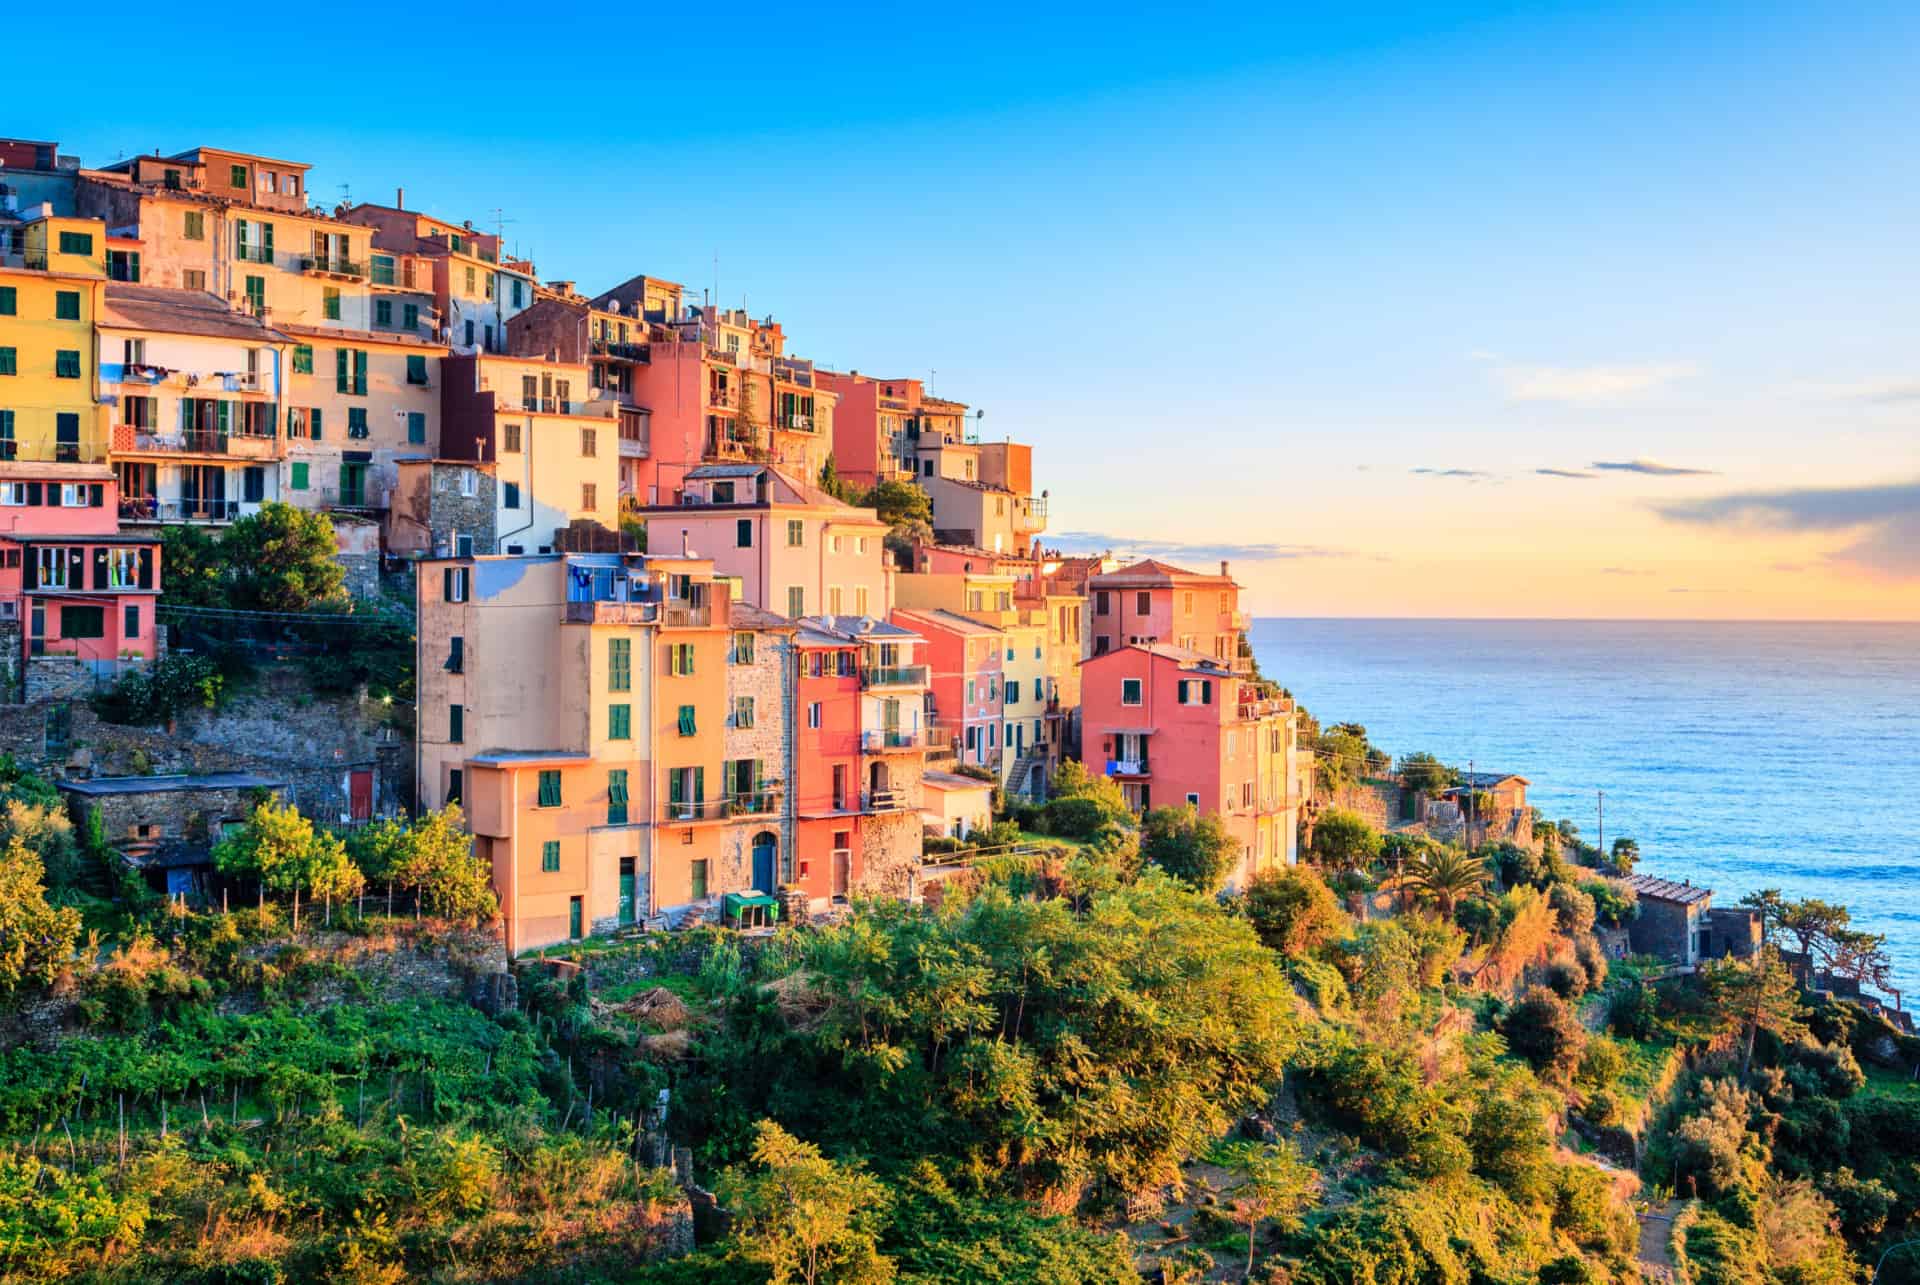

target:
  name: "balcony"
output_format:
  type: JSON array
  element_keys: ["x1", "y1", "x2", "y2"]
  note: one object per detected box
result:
[
  {"x1": 660, "y1": 798, "x2": 729, "y2": 823},
  {"x1": 724, "y1": 786, "x2": 785, "y2": 818},
  {"x1": 113, "y1": 427, "x2": 278, "y2": 459},
  {"x1": 862, "y1": 664, "x2": 928, "y2": 689},
  {"x1": 235, "y1": 244, "x2": 273, "y2": 264},
  {"x1": 708, "y1": 385, "x2": 736, "y2": 409},
  {"x1": 619, "y1": 433, "x2": 649, "y2": 459},
  {"x1": 591, "y1": 340, "x2": 649, "y2": 361},
  {"x1": 661, "y1": 602, "x2": 711, "y2": 628},
  {"x1": 120, "y1": 498, "x2": 243, "y2": 523},
  {"x1": 706, "y1": 432, "x2": 765, "y2": 464},
  {"x1": 862, "y1": 728, "x2": 926, "y2": 752},
  {"x1": 564, "y1": 599, "x2": 658, "y2": 625},
  {"x1": 776, "y1": 414, "x2": 813, "y2": 432},
  {"x1": 517, "y1": 397, "x2": 590, "y2": 416},
  {"x1": 1232, "y1": 611, "x2": 1251, "y2": 632},
  {"x1": 300, "y1": 256, "x2": 366, "y2": 280},
  {"x1": 862, "y1": 788, "x2": 907, "y2": 813},
  {"x1": 1106, "y1": 757, "x2": 1150, "y2": 777}
]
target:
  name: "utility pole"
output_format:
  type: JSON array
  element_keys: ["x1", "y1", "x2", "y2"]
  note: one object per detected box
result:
[
  {"x1": 1467, "y1": 758, "x2": 1474, "y2": 846},
  {"x1": 1597, "y1": 789, "x2": 1604, "y2": 861}
]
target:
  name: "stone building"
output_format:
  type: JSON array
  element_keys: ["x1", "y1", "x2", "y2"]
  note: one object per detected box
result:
[
  {"x1": 714, "y1": 603, "x2": 797, "y2": 896},
  {"x1": 1623, "y1": 873, "x2": 1714, "y2": 966},
  {"x1": 387, "y1": 458, "x2": 497, "y2": 556},
  {"x1": 59, "y1": 770, "x2": 284, "y2": 899}
]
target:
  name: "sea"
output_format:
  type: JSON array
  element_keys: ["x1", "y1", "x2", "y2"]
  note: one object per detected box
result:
[{"x1": 1250, "y1": 619, "x2": 1920, "y2": 989}]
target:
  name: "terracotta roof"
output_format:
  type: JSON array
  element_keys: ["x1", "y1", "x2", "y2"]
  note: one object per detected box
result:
[
  {"x1": 100, "y1": 284, "x2": 288, "y2": 342},
  {"x1": 1624, "y1": 874, "x2": 1713, "y2": 906},
  {"x1": 729, "y1": 602, "x2": 796, "y2": 631},
  {"x1": 1083, "y1": 642, "x2": 1234, "y2": 675},
  {"x1": 890, "y1": 607, "x2": 999, "y2": 637},
  {"x1": 1091, "y1": 557, "x2": 1236, "y2": 588},
  {"x1": 922, "y1": 769, "x2": 991, "y2": 790}
]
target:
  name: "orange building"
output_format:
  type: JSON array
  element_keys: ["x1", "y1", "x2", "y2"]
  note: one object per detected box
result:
[{"x1": 1088, "y1": 558, "x2": 1248, "y2": 667}]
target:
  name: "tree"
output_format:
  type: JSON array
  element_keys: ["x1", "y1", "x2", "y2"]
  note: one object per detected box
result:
[
  {"x1": 0, "y1": 837, "x2": 81, "y2": 995},
  {"x1": 717, "y1": 1120, "x2": 894, "y2": 1285},
  {"x1": 1398, "y1": 752, "x2": 1455, "y2": 797},
  {"x1": 1403, "y1": 847, "x2": 1489, "y2": 919},
  {"x1": 221, "y1": 502, "x2": 347, "y2": 612},
  {"x1": 1212, "y1": 1139, "x2": 1320, "y2": 1276},
  {"x1": 1140, "y1": 805, "x2": 1238, "y2": 892},
  {"x1": 817, "y1": 455, "x2": 862, "y2": 504},
  {"x1": 1039, "y1": 760, "x2": 1132, "y2": 839},
  {"x1": 159, "y1": 523, "x2": 226, "y2": 607},
  {"x1": 1607, "y1": 837, "x2": 1639, "y2": 876},
  {"x1": 353, "y1": 807, "x2": 496, "y2": 923},
  {"x1": 1313, "y1": 724, "x2": 1380, "y2": 795},
  {"x1": 1501, "y1": 986, "x2": 1587, "y2": 1085},
  {"x1": 1775, "y1": 899, "x2": 1852, "y2": 970},
  {"x1": 1702, "y1": 948, "x2": 1808, "y2": 1078},
  {"x1": 1242, "y1": 865, "x2": 1347, "y2": 957},
  {"x1": 1308, "y1": 808, "x2": 1379, "y2": 875},
  {"x1": 214, "y1": 800, "x2": 364, "y2": 904}
]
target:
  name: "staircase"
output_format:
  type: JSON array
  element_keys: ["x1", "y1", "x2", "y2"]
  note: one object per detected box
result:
[{"x1": 1007, "y1": 749, "x2": 1047, "y2": 802}]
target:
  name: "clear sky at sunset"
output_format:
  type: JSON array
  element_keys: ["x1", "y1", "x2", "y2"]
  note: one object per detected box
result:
[{"x1": 16, "y1": 1, "x2": 1918, "y2": 618}]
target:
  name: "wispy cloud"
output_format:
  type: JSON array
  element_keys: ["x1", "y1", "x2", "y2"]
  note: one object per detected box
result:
[
  {"x1": 1476, "y1": 355, "x2": 1700, "y2": 403},
  {"x1": 1600, "y1": 567, "x2": 1651, "y2": 577},
  {"x1": 1592, "y1": 458, "x2": 1717, "y2": 477},
  {"x1": 1536, "y1": 468, "x2": 1596, "y2": 479},
  {"x1": 1654, "y1": 479, "x2": 1920, "y2": 579},
  {"x1": 1668, "y1": 587, "x2": 1725, "y2": 595},
  {"x1": 1046, "y1": 532, "x2": 1362, "y2": 564},
  {"x1": 1809, "y1": 376, "x2": 1920, "y2": 404},
  {"x1": 1411, "y1": 467, "x2": 1494, "y2": 481}
]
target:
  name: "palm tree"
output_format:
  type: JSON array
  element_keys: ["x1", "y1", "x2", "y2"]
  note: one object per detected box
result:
[{"x1": 1404, "y1": 847, "x2": 1489, "y2": 918}]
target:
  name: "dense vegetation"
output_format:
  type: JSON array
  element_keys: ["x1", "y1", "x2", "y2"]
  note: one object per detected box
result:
[{"x1": 3, "y1": 750, "x2": 1916, "y2": 1283}]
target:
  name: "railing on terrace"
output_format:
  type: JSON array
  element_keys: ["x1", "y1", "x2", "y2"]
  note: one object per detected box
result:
[
  {"x1": 1106, "y1": 757, "x2": 1150, "y2": 776},
  {"x1": 121, "y1": 498, "x2": 243, "y2": 522},
  {"x1": 862, "y1": 788, "x2": 906, "y2": 813},
  {"x1": 661, "y1": 602, "x2": 711, "y2": 628},
  {"x1": 724, "y1": 786, "x2": 785, "y2": 817},
  {"x1": 300, "y1": 256, "x2": 366, "y2": 278},
  {"x1": 592, "y1": 340, "x2": 650, "y2": 360},
  {"x1": 862, "y1": 664, "x2": 928, "y2": 689},
  {"x1": 862, "y1": 728, "x2": 926, "y2": 752},
  {"x1": 235, "y1": 244, "x2": 273, "y2": 264},
  {"x1": 919, "y1": 840, "x2": 1060, "y2": 868},
  {"x1": 776, "y1": 414, "x2": 813, "y2": 431},
  {"x1": 564, "y1": 599, "x2": 658, "y2": 625}
]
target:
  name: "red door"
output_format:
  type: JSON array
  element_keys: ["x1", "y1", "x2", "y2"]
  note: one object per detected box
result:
[{"x1": 348, "y1": 770, "x2": 373, "y2": 821}]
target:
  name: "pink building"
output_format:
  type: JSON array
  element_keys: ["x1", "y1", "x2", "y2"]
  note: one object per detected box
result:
[
  {"x1": 1080, "y1": 644, "x2": 1299, "y2": 889},
  {"x1": 891, "y1": 607, "x2": 1002, "y2": 772},
  {"x1": 818, "y1": 372, "x2": 966, "y2": 491},
  {"x1": 1088, "y1": 558, "x2": 1248, "y2": 669},
  {"x1": 638, "y1": 464, "x2": 889, "y2": 618},
  {"x1": 0, "y1": 466, "x2": 163, "y2": 679}
]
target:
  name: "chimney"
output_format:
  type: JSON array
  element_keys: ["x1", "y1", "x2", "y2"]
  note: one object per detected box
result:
[
  {"x1": 1220, "y1": 560, "x2": 1230, "y2": 578},
  {"x1": 396, "y1": 187, "x2": 404, "y2": 209},
  {"x1": 680, "y1": 528, "x2": 690, "y2": 558}
]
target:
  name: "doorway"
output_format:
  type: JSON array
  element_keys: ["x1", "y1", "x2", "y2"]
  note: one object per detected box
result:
[
  {"x1": 751, "y1": 831, "x2": 778, "y2": 894},
  {"x1": 619, "y1": 857, "x2": 637, "y2": 925}
]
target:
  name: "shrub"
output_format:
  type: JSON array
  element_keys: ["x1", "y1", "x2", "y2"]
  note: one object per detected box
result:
[
  {"x1": 1572, "y1": 933, "x2": 1609, "y2": 991},
  {"x1": 1308, "y1": 808, "x2": 1379, "y2": 873},
  {"x1": 1241, "y1": 866, "x2": 1347, "y2": 958},
  {"x1": 90, "y1": 652, "x2": 224, "y2": 726},
  {"x1": 1606, "y1": 979, "x2": 1657, "y2": 1041},
  {"x1": 1040, "y1": 796, "x2": 1114, "y2": 841},
  {"x1": 1671, "y1": 1078, "x2": 1755, "y2": 1199},
  {"x1": 0, "y1": 837, "x2": 82, "y2": 995},
  {"x1": 1501, "y1": 987, "x2": 1587, "y2": 1085},
  {"x1": 1140, "y1": 805, "x2": 1238, "y2": 892},
  {"x1": 1544, "y1": 958, "x2": 1589, "y2": 1000},
  {"x1": 1468, "y1": 1072, "x2": 1556, "y2": 1204},
  {"x1": 1788, "y1": 1041, "x2": 1865, "y2": 1100},
  {"x1": 1577, "y1": 1036, "x2": 1627, "y2": 1092},
  {"x1": 1549, "y1": 883, "x2": 1597, "y2": 936},
  {"x1": 1581, "y1": 877, "x2": 1638, "y2": 928}
]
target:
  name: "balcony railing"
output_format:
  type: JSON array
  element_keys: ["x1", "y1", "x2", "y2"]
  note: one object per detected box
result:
[
  {"x1": 0, "y1": 439, "x2": 102, "y2": 464},
  {"x1": 706, "y1": 433, "x2": 765, "y2": 463},
  {"x1": 564, "y1": 600, "x2": 658, "y2": 625},
  {"x1": 776, "y1": 414, "x2": 813, "y2": 432},
  {"x1": 114, "y1": 427, "x2": 277, "y2": 457},
  {"x1": 120, "y1": 498, "x2": 243, "y2": 523},
  {"x1": 235, "y1": 244, "x2": 273, "y2": 264},
  {"x1": 661, "y1": 798, "x2": 728, "y2": 822},
  {"x1": 591, "y1": 340, "x2": 649, "y2": 360},
  {"x1": 300, "y1": 256, "x2": 366, "y2": 279},
  {"x1": 517, "y1": 397, "x2": 589, "y2": 415},
  {"x1": 862, "y1": 789, "x2": 906, "y2": 812},
  {"x1": 862, "y1": 664, "x2": 928, "y2": 689},
  {"x1": 661, "y1": 602, "x2": 711, "y2": 628},
  {"x1": 862, "y1": 728, "x2": 926, "y2": 752},
  {"x1": 708, "y1": 386, "x2": 736, "y2": 408},
  {"x1": 724, "y1": 786, "x2": 785, "y2": 817},
  {"x1": 1106, "y1": 758, "x2": 1150, "y2": 777}
]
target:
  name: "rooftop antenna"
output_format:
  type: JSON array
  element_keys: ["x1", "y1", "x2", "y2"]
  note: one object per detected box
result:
[
  {"x1": 338, "y1": 182, "x2": 351, "y2": 206},
  {"x1": 489, "y1": 207, "x2": 517, "y2": 247}
]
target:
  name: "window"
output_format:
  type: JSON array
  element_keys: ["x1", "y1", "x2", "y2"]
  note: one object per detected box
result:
[
  {"x1": 1177, "y1": 679, "x2": 1212, "y2": 706},
  {"x1": 1094, "y1": 590, "x2": 1111, "y2": 616},
  {"x1": 502, "y1": 482, "x2": 521, "y2": 510},
  {"x1": 55, "y1": 292, "x2": 81, "y2": 321},
  {"x1": 336, "y1": 348, "x2": 368, "y2": 395},
  {"x1": 827, "y1": 586, "x2": 843, "y2": 615},
  {"x1": 405, "y1": 412, "x2": 426, "y2": 445},
  {"x1": 1121, "y1": 678, "x2": 1143, "y2": 706},
  {"x1": 807, "y1": 702, "x2": 821, "y2": 729},
  {"x1": 1136, "y1": 591, "x2": 1151, "y2": 615},
  {"x1": 370, "y1": 254, "x2": 395, "y2": 285},
  {"x1": 443, "y1": 566, "x2": 470, "y2": 602},
  {"x1": 581, "y1": 483, "x2": 597, "y2": 510},
  {"x1": 447, "y1": 769, "x2": 463, "y2": 805},
  {"x1": 403, "y1": 303, "x2": 419, "y2": 331},
  {"x1": 124, "y1": 604, "x2": 140, "y2": 639},
  {"x1": 0, "y1": 287, "x2": 12, "y2": 315},
  {"x1": 242, "y1": 468, "x2": 265, "y2": 503},
  {"x1": 183, "y1": 269, "x2": 206, "y2": 292},
  {"x1": 512, "y1": 279, "x2": 525, "y2": 306},
  {"x1": 61, "y1": 605, "x2": 105, "y2": 639},
  {"x1": 787, "y1": 586, "x2": 804, "y2": 618},
  {"x1": 608, "y1": 769, "x2": 629, "y2": 825},
  {"x1": 580, "y1": 428, "x2": 596, "y2": 456},
  {"x1": 374, "y1": 299, "x2": 392, "y2": 327},
  {"x1": 830, "y1": 535, "x2": 842, "y2": 555},
  {"x1": 677, "y1": 704, "x2": 697, "y2": 736},
  {"x1": 786, "y1": 519, "x2": 804, "y2": 547},
  {"x1": 445, "y1": 636, "x2": 464, "y2": 673},
  {"x1": 449, "y1": 704, "x2": 464, "y2": 743},
  {"x1": 58, "y1": 231, "x2": 92, "y2": 255},
  {"x1": 541, "y1": 840, "x2": 560, "y2": 872},
  {"x1": 731, "y1": 632, "x2": 755, "y2": 665},
  {"x1": 1006, "y1": 680, "x2": 1020, "y2": 705},
  {"x1": 293, "y1": 344, "x2": 312, "y2": 374},
  {"x1": 690, "y1": 859, "x2": 709, "y2": 900},
  {"x1": 733, "y1": 696, "x2": 755, "y2": 728},
  {"x1": 406, "y1": 354, "x2": 428, "y2": 385},
  {"x1": 183, "y1": 210, "x2": 205, "y2": 240},
  {"x1": 55, "y1": 351, "x2": 80, "y2": 379},
  {"x1": 607, "y1": 637, "x2": 631, "y2": 691},
  {"x1": 348, "y1": 408, "x2": 369, "y2": 439},
  {"x1": 537, "y1": 770, "x2": 562, "y2": 808},
  {"x1": 502, "y1": 423, "x2": 522, "y2": 452},
  {"x1": 0, "y1": 348, "x2": 13, "y2": 376},
  {"x1": 855, "y1": 587, "x2": 869, "y2": 616},
  {"x1": 735, "y1": 518, "x2": 752, "y2": 548},
  {"x1": 485, "y1": 272, "x2": 496, "y2": 300},
  {"x1": 464, "y1": 265, "x2": 476, "y2": 295},
  {"x1": 323, "y1": 287, "x2": 341, "y2": 321},
  {"x1": 230, "y1": 163, "x2": 248, "y2": 188},
  {"x1": 667, "y1": 642, "x2": 695, "y2": 677},
  {"x1": 609, "y1": 703, "x2": 631, "y2": 740}
]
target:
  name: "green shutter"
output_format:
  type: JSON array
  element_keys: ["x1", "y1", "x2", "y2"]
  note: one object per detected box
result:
[
  {"x1": 353, "y1": 350, "x2": 367, "y2": 394},
  {"x1": 0, "y1": 286, "x2": 14, "y2": 315},
  {"x1": 0, "y1": 348, "x2": 14, "y2": 376},
  {"x1": 678, "y1": 705, "x2": 696, "y2": 736},
  {"x1": 309, "y1": 408, "x2": 323, "y2": 439},
  {"x1": 407, "y1": 412, "x2": 425, "y2": 443},
  {"x1": 336, "y1": 348, "x2": 348, "y2": 392},
  {"x1": 290, "y1": 462, "x2": 309, "y2": 490},
  {"x1": 542, "y1": 840, "x2": 559, "y2": 872},
  {"x1": 403, "y1": 303, "x2": 419, "y2": 330},
  {"x1": 293, "y1": 344, "x2": 312, "y2": 374},
  {"x1": 262, "y1": 222, "x2": 273, "y2": 258}
]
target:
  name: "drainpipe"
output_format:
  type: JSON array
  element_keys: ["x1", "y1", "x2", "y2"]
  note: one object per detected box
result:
[{"x1": 644, "y1": 619, "x2": 657, "y2": 922}]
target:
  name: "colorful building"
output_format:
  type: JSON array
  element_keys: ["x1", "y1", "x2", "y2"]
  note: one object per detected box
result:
[
  {"x1": 0, "y1": 212, "x2": 110, "y2": 468},
  {"x1": 1080, "y1": 644, "x2": 1300, "y2": 889},
  {"x1": 638, "y1": 463, "x2": 890, "y2": 619},
  {"x1": 791, "y1": 620, "x2": 863, "y2": 907},
  {"x1": 892, "y1": 607, "x2": 1003, "y2": 773},
  {"x1": 817, "y1": 372, "x2": 971, "y2": 491},
  {"x1": 340, "y1": 201, "x2": 536, "y2": 353},
  {"x1": 1088, "y1": 558, "x2": 1248, "y2": 667}
]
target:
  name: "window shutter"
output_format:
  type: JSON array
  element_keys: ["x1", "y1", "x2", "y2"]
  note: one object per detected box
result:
[
  {"x1": 262, "y1": 222, "x2": 273, "y2": 257},
  {"x1": 22, "y1": 552, "x2": 35, "y2": 591},
  {"x1": 68, "y1": 548, "x2": 83, "y2": 588},
  {"x1": 25, "y1": 483, "x2": 40, "y2": 507},
  {"x1": 91, "y1": 548, "x2": 107, "y2": 589},
  {"x1": 137, "y1": 547, "x2": 153, "y2": 589},
  {"x1": 336, "y1": 348, "x2": 348, "y2": 392},
  {"x1": 443, "y1": 568, "x2": 454, "y2": 601},
  {"x1": 1203, "y1": 681, "x2": 1212, "y2": 705},
  {"x1": 310, "y1": 408, "x2": 322, "y2": 439},
  {"x1": 354, "y1": 350, "x2": 367, "y2": 393},
  {"x1": 693, "y1": 766, "x2": 705, "y2": 803},
  {"x1": 89, "y1": 484, "x2": 102, "y2": 507},
  {"x1": 669, "y1": 771, "x2": 685, "y2": 807}
]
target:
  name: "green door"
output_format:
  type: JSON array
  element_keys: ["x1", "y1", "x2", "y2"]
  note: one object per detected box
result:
[
  {"x1": 568, "y1": 896, "x2": 583, "y2": 940},
  {"x1": 618, "y1": 858, "x2": 636, "y2": 925}
]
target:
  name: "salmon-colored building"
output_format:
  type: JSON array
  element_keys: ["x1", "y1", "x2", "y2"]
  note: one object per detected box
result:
[
  {"x1": 637, "y1": 463, "x2": 889, "y2": 618},
  {"x1": 1080, "y1": 644, "x2": 1301, "y2": 889},
  {"x1": 892, "y1": 607, "x2": 1002, "y2": 773},
  {"x1": 792, "y1": 622, "x2": 863, "y2": 905},
  {"x1": 1088, "y1": 558, "x2": 1248, "y2": 668},
  {"x1": 817, "y1": 372, "x2": 970, "y2": 491}
]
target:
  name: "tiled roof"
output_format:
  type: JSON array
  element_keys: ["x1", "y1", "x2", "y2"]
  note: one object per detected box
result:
[
  {"x1": 890, "y1": 607, "x2": 999, "y2": 637},
  {"x1": 1084, "y1": 642, "x2": 1234, "y2": 674},
  {"x1": 923, "y1": 769, "x2": 992, "y2": 790},
  {"x1": 730, "y1": 602, "x2": 795, "y2": 631},
  {"x1": 1624, "y1": 874, "x2": 1713, "y2": 906},
  {"x1": 809, "y1": 614, "x2": 923, "y2": 641},
  {"x1": 1092, "y1": 557, "x2": 1235, "y2": 587},
  {"x1": 101, "y1": 284, "x2": 288, "y2": 342},
  {"x1": 60, "y1": 771, "x2": 284, "y2": 796}
]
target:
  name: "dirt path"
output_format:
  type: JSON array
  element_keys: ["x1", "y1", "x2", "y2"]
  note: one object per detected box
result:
[{"x1": 1637, "y1": 1198, "x2": 1681, "y2": 1283}]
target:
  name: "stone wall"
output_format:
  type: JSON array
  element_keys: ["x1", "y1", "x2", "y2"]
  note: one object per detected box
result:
[
  {"x1": 1331, "y1": 777, "x2": 1403, "y2": 831},
  {"x1": 334, "y1": 514, "x2": 383, "y2": 601},
  {"x1": 64, "y1": 782, "x2": 270, "y2": 850}
]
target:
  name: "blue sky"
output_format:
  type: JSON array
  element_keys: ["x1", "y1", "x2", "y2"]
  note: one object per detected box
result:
[{"x1": 15, "y1": 1, "x2": 1920, "y2": 616}]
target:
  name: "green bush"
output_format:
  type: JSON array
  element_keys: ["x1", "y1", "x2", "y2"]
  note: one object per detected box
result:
[
  {"x1": 1501, "y1": 986, "x2": 1587, "y2": 1085},
  {"x1": 90, "y1": 653, "x2": 224, "y2": 726},
  {"x1": 1240, "y1": 865, "x2": 1347, "y2": 958}
]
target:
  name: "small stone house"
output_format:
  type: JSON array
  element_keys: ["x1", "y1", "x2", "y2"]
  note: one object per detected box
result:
[
  {"x1": 1623, "y1": 873, "x2": 1713, "y2": 966},
  {"x1": 59, "y1": 771, "x2": 284, "y2": 900}
]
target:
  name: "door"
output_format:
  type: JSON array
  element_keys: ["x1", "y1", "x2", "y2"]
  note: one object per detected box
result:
[
  {"x1": 618, "y1": 857, "x2": 636, "y2": 925},
  {"x1": 751, "y1": 832, "x2": 778, "y2": 894},
  {"x1": 348, "y1": 770, "x2": 372, "y2": 821},
  {"x1": 568, "y1": 896, "x2": 583, "y2": 941},
  {"x1": 882, "y1": 698, "x2": 900, "y2": 746}
]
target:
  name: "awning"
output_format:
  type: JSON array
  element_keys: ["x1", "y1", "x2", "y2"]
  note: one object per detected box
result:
[{"x1": 724, "y1": 892, "x2": 781, "y2": 922}]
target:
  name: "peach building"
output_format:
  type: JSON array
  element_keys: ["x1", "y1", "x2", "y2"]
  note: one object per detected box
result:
[
  {"x1": 1088, "y1": 558, "x2": 1249, "y2": 668},
  {"x1": 892, "y1": 607, "x2": 1003, "y2": 774},
  {"x1": 816, "y1": 372, "x2": 970, "y2": 491},
  {"x1": 1080, "y1": 644, "x2": 1301, "y2": 890},
  {"x1": 637, "y1": 463, "x2": 889, "y2": 618}
]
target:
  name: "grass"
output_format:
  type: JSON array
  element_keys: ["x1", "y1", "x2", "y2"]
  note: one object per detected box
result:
[{"x1": 1860, "y1": 1064, "x2": 1920, "y2": 1101}]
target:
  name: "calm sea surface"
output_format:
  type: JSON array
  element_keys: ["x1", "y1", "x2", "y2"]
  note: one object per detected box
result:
[{"x1": 1251, "y1": 619, "x2": 1920, "y2": 987}]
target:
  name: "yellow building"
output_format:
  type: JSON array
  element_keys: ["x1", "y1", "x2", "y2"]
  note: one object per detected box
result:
[
  {"x1": 0, "y1": 214, "x2": 110, "y2": 465},
  {"x1": 280, "y1": 324, "x2": 446, "y2": 512}
]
